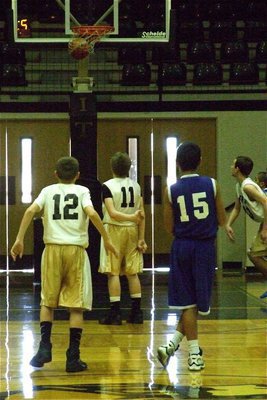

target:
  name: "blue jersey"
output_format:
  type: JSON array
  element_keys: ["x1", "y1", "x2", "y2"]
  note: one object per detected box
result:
[{"x1": 169, "y1": 174, "x2": 218, "y2": 240}]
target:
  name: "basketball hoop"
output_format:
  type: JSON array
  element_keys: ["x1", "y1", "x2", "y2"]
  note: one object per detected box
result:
[{"x1": 69, "y1": 25, "x2": 114, "y2": 60}]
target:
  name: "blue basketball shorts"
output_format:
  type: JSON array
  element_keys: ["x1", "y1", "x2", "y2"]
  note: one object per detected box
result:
[{"x1": 168, "y1": 238, "x2": 216, "y2": 315}]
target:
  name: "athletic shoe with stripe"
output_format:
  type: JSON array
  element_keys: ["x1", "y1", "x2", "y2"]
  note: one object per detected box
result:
[
  {"x1": 157, "y1": 342, "x2": 179, "y2": 368},
  {"x1": 188, "y1": 348, "x2": 205, "y2": 371}
]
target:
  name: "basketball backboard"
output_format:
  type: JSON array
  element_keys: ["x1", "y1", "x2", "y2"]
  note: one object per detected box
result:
[{"x1": 12, "y1": 0, "x2": 171, "y2": 44}]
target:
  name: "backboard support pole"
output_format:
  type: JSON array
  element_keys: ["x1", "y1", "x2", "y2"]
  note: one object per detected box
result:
[{"x1": 72, "y1": 57, "x2": 93, "y2": 93}]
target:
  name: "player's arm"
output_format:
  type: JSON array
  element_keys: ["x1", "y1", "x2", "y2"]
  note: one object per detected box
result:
[
  {"x1": 137, "y1": 197, "x2": 147, "y2": 253},
  {"x1": 215, "y1": 181, "x2": 227, "y2": 227},
  {"x1": 225, "y1": 197, "x2": 241, "y2": 241},
  {"x1": 11, "y1": 202, "x2": 41, "y2": 261},
  {"x1": 244, "y1": 184, "x2": 267, "y2": 242},
  {"x1": 104, "y1": 197, "x2": 143, "y2": 224},
  {"x1": 163, "y1": 186, "x2": 174, "y2": 235},
  {"x1": 84, "y1": 205, "x2": 118, "y2": 257}
]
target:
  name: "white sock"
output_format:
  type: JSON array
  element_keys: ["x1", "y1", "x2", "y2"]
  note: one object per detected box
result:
[
  {"x1": 110, "y1": 296, "x2": 120, "y2": 302},
  {"x1": 188, "y1": 340, "x2": 200, "y2": 355},
  {"x1": 169, "y1": 331, "x2": 184, "y2": 349},
  {"x1": 130, "y1": 293, "x2": 141, "y2": 298}
]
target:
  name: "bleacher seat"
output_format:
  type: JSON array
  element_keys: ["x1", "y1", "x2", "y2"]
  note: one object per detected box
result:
[
  {"x1": 220, "y1": 40, "x2": 249, "y2": 63},
  {"x1": 243, "y1": 20, "x2": 267, "y2": 42},
  {"x1": 1, "y1": 64, "x2": 27, "y2": 86},
  {"x1": 193, "y1": 63, "x2": 223, "y2": 85},
  {"x1": 256, "y1": 40, "x2": 267, "y2": 63},
  {"x1": 152, "y1": 46, "x2": 180, "y2": 64},
  {"x1": 174, "y1": 0, "x2": 195, "y2": 21},
  {"x1": 0, "y1": 43, "x2": 26, "y2": 64},
  {"x1": 118, "y1": 47, "x2": 146, "y2": 65},
  {"x1": 187, "y1": 41, "x2": 215, "y2": 64},
  {"x1": 121, "y1": 64, "x2": 151, "y2": 86},
  {"x1": 246, "y1": 1, "x2": 267, "y2": 21},
  {"x1": 157, "y1": 62, "x2": 187, "y2": 86},
  {"x1": 177, "y1": 21, "x2": 204, "y2": 43},
  {"x1": 208, "y1": 1, "x2": 235, "y2": 21},
  {"x1": 209, "y1": 20, "x2": 237, "y2": 43},
  {"x1": 229, "y1": 62, "x2": 259, "y2": 84}
]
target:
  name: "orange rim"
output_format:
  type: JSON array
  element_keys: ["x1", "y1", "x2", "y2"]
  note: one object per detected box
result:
[{"x1": 71, "y1": 25, "x2": 114, "y2": 37}]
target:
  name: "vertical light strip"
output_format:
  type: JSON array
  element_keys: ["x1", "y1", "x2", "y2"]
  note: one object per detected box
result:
[
  {"x1": 150, "y1": 119, "x2": 155, "y2": 272},
  {"x1": 128, "y1": 137, "x2": 138, "y2": 182},
  {"x1": 147, "y1": 119, "x2": 156, "y2": 387},
  {"x1": 5, "y1": 273, "x2": 10, "y2": 398},
  {"x1": 21, "y1": 138, "x2": 32, "y2": 204},
  {"x1": 4, "y1": 123, "x2": 10, "y2": 396},
  {"x1": 5, "y1": 123, "x2": 9, "y2": 274},
  {"x1": 166, "y1": 137, "x2": 177, "y2": 186},
  {"x1": 150, "y1": 118, "x2": 155, "y2": 354}
]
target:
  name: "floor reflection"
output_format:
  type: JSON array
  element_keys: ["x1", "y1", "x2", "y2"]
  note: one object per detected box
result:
[
  {"x1": 1, "y1": 382, "x2": 267, "y2": 399},
  {"x1": 0, "y1": 271, "x2": 266, "y2": 399}
]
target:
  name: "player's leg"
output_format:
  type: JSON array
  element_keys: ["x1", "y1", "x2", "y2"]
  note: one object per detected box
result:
[
  {"x1": 186, "y1": 239, "x2": 216, "y2": 371},
  {"x1": 247, "y1": 253, "x2": 267, "y2": 277},
  {"x1": 247, "y1": 229, "x2": 267, "y2": 277},
  {"x1": 126, "y1": 273, "x2": 143, "y2": 323},
  {"x1": 157, "y1": 318, "x2": 184, "y2": 368},
  {"x1": 248, "y1": 231, "x2": 267, "y2": 298},
  {"x1": 66, "y1": 308, "x2": 87, "y2": 372},
  {"x1": 30, "y1": 305, "x2": 54, "y2": 368},
  {"x1": 30, "y1": 245, "x2": 60, "y2": 368},
  {"x1": 98, "y1": 226, "x2": 123, "y2": 325},
  {"x1": 124, "y1": 226, "x2": 144, "y2": 323},
  {"x1": 157, "y1": 239, "x2": 190, "y2": 368},
  {"x1": 181, "y1": 307, "x2": 205, "y2": 371},
  {"x1": 99, "y1": 274, "x2": 122, "y2": 325},
  {"x1": 59, "y1": 245, "x2": 89, "y2": 372},
  {"x1": 248, "y1": 254, "x2": 267, "y2": 298}
]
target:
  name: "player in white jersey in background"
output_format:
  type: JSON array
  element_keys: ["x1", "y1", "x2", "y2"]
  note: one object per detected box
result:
[
  {"x1": 255, "y1": 171, "x2": 267, "y2": 195},
  {"x1": 255, "y1": 170, "x2": 267, "y2": 297},
  {"x1": 11, "y1": 156, "x2": 118, "y2": 373},
  {"x1": 99, "y1": 152, "x2": 147, "y2": 325},
  {"x1": 226, "y1": 157, "x2": 267, "y2": 296}
]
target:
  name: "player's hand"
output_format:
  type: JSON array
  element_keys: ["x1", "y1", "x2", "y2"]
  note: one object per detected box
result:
[
  {"x1": 133, "y1": 210, "x2": 144, "y2": 225},
  {"x1": 104, "y1": 240, "x2": 119, "y2": 258},
  {"x1": 10, "y1": 240, "x2": 24, "y2": 261},
  {"x1": 137, "y1": 239, "x2": 147, "y2": 253},
  {"x1": 225, "y1": 225, "x2": 235, "y2": 241}
]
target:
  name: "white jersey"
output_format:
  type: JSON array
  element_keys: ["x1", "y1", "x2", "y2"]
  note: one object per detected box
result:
[
  {"x1": 102, "y1": 177, "x2": 141, "y2": 226},
  {"x1": 34, "y1": 183, "x2": 93, "y2": 247},
  {"x1": 236, "y1": 177, "x2": 264, "y2": 223}
]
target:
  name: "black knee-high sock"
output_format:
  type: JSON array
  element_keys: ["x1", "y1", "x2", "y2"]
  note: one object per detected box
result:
[
  {"x1": 40, "y1": 321, "x2": 52, "y2": 344},
  {"x1": 131, "y1": 297, "x2": 141, "y2": 311},
  {"x1": 110, "y1": 301, "x2": 121, "y2": 314},
  {"x1": 69, "y1": 328, "x2": 82, "y2": 350}
]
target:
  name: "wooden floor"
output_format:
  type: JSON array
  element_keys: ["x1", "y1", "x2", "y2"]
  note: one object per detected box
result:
[{"x1": 0, "y1": 270, "x2": 266, "y2": 400}]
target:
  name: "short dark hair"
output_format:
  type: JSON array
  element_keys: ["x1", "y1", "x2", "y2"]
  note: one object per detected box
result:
[
  {"x1": 257, "y1": 171, "x2": 267, "y2": 187},
  {"x1": 235, "y1": 156, "x2": 253, "y2": 177},
  {"x1": 110, "y1": 152, "x2": 131, "y2": 177},
  {"x1": 56, "y1": 156, "x2": 79, "y2": 181},
  {"x1": 176, "y1": 141, "x2": 201, "y2": 171}
]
